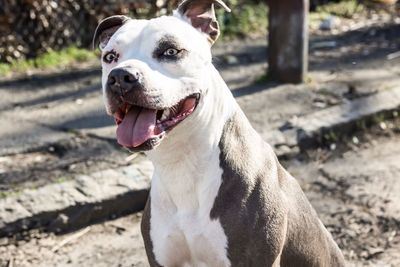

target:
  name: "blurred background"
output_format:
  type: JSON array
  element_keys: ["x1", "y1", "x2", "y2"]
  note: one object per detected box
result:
[{"x1": 0, "y1": 1, "x2": 400, "y2": 266}]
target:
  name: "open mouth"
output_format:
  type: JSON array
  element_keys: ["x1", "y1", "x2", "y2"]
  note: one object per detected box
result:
[{"x1": 113, "y1": 94, "x2": 200, "y2": 150}]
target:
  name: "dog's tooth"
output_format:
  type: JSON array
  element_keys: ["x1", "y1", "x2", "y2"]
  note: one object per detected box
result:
[
  {"x1": 161, "y1": 109, "x2": 170, "y2": 120},
  {"x1": 170, "y1": 106, "x2": 178, "y2": 116}
]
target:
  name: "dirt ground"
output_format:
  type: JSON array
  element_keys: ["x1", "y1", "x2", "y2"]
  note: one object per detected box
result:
[
  {"x1": 286, "y1": 126, "x2": 400, "y2": 266},
  {"x1": 1, "y1": 125, "x2": 400, "y2": 267}
]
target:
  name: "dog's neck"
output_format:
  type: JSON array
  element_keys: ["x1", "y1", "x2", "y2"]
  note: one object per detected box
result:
[{"x1": 146, "y1": 64, "x2": 238, "y2": 211}]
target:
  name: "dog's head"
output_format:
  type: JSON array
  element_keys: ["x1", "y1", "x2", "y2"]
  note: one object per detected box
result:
[{"x1": 94, "y1": 0, "x2": 230, "y2": 151}]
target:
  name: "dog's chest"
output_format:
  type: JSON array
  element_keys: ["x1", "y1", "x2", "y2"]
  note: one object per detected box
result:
[{"x1": 149, "y1": 150, "x2": 230, "y2": 267}]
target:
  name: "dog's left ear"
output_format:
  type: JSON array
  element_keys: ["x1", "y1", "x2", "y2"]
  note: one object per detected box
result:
[
  {"x1": 93, "y1": 15, "x2": 130, "y2": 50},
  {"x1": 176, "y1": 0, "x2": 231, "y2": 45}
]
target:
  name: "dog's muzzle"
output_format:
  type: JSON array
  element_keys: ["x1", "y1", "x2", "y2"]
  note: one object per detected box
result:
[{"x1": 105, "y1": 67, "x2": 200, "y2": 152}]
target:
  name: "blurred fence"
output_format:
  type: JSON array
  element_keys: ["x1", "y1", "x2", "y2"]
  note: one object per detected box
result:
[
  {"x1": 0, "y1": 0, "x2": 272, "y2": 63},
  {"x1": 0, "y1": 0, "x2": 176, "y2": 63}
]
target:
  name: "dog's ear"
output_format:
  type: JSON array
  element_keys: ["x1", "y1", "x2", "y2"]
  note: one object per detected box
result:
[
  {"x1": 93, "y1": 15, "x2": 130, "y2": 50},
  {"x1": 176, "y1": 0, "x2": 231, "y2": 45}
]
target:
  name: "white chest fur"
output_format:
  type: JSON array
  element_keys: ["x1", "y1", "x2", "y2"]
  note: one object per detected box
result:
[
  {"x1": 145, "y1": 65, "x2": 237, "y2": 267},
  {"x1": 149, "y1": 146, "x2": 230, "y2": 267}
]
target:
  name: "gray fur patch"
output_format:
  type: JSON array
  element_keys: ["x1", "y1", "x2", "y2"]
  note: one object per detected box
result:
[
  {"x1": 211, "y1": 111, "x2": 286, "y2": 266},
  {"x1": 141, "y1": 197, "x2": 163, "y2": 267},
  {"x1": 211, "y1": 111, "x2": 346, "y2": 266}
]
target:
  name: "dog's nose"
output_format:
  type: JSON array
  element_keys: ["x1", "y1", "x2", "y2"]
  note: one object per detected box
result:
[{"x1": 107, "y1": 68, "x2": 140, "y2": 95}]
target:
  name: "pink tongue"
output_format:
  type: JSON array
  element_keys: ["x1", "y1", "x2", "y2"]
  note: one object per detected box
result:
[{"x1": 116, "y1": 106, "x2": 157, "y2": 147}]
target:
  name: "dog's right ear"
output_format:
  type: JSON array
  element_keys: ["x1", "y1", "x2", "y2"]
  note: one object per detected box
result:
[
  {"x1": 176, "y1": 0, "x2": 231, "y2": 45},
  {"x1": 93, "y1": 15, "x2": 130, "y2": 50}
]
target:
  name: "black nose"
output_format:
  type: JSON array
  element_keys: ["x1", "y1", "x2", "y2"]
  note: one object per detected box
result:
[{"x1": 107, "y1": 68, "x2": 140, "y2": 95}]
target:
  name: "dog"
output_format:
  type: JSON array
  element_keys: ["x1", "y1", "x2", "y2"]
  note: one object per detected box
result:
[{"x1": 93, "y1": 0, "x2": 346, "y2": 266}]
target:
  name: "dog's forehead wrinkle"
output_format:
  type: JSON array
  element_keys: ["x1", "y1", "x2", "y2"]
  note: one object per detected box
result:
[
  {"x1": 149, "y1": 15, "x2": 208, "y2": 44},
  {"x1": 157, "y1": 35, "x2": 180, "y2": 46}
]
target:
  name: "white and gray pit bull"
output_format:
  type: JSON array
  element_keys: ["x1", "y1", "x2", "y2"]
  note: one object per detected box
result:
[{"x1": 93, "y1": 0, "x2": 346, "y2": 266}]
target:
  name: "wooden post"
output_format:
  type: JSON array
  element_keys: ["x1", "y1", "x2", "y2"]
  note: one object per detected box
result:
[{"x1": 268, "y1": 0, "x2": 309, "y2": 83}]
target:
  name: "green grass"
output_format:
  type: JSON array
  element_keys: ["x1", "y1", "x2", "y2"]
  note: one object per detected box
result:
[
  {"x1": 309, "y1": 11, "x2": 330, "y2": 27},
  {"x1": 218, "y1": 2, "x2": 268, "y2": 39},
  {"x1": 0, "y1": 46, "x2": 97, "y2": 77},
  {"x1": 255, "y1": 73, "x2": 271, "y2": 84},
  {"x1": 0, "y1": 189, "x2": 21, "y2": 199},
  {"x1": 309, "y1": 0, "x2": 367, "y2": 31},
  {"x1": 316, "y1": 0, "x2": 362, "y2": 18},
  {"x1": 218, "y1": 0, "x2": 364, "y2": 39},
  {"x1": 55, "y1": 176, "x2": 69, "y2": 184}
]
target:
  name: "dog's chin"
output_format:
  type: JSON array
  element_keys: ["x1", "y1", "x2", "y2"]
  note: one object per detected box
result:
[
  {"x1": 112, "y1": 93, "x2": 200, "y2": 152},
  {"x1": 125, "y1": 136, "x2": 164, "y2": 152}
]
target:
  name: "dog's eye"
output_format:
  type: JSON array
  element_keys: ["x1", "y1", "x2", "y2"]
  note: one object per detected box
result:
[
  {"x1": 163, "y1": 48, "x2": 180, "y2": 57},
  {"x1": 103, "y1": 51, "x2": 118, "y2": 63},
  {"x1": 153, "y1": 42, "x2": 186, "y2": 61}
]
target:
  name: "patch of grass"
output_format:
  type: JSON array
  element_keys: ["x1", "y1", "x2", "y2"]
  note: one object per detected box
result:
[
  {"x1": 356, "y1": 119, "x2": 368, "y2": 130},
  {"x1": 255, "y1": 73, "x2": 271, "y2": 84},
  {"x1": 55, "y1": 176, "x2": 68, "y2": 184},
  {"x1": 217, "y1": 2, "x2": 268, "y2": 39},
  {"x1": 309, "y1": 11, "x2": 329, "y2": 28},
  {"x1": 0, "y1": 189, "x2": 21, "y2": 199},
  {"x1": 0, "y1": 46, "x2": 97, "y2": 77},
  {"x1": 305, "y1": 75, "x2": 314, "y2": 84},
  {"x1": 323, "y1": 130, "x2": 339, "y2": 143},
  {"x1": 316, "y1": 0, "x2": 362, "y2": 18},
  {"x1": 372, "y1": 113, "x2": 386, "y2": 124},
  {"x1": 0, "y1": 191, "x2": 10, "y2": 199},
  {"x1": 0, "y1": 63, "x2": 12, "y2": 76}
]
